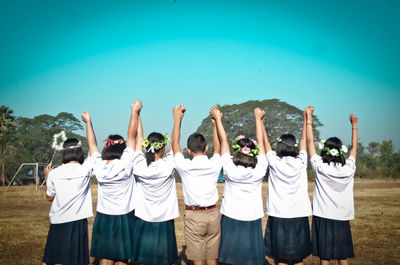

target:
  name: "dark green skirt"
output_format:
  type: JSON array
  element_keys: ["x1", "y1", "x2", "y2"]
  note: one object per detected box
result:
[
  {"x1": 218, "y1": 215, "x2": 265, "y2": 265},
  {"x1": 132, "y1": 217, "x2": 178, "y2": 265},
  {"x1": 42, "y1": 218, "x2": 89, "y2": 265},
  {"x1": 90, "y1": 211, "x2": 136, "y2": 260}
]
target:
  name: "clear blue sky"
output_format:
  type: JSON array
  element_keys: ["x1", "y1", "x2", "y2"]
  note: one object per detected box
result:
[{"x1": 1, "y1": 0, "x2": 399, "y2": 150}]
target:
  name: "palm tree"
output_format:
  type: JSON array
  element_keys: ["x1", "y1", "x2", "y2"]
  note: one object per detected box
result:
[{"x1": 0, "y1": 105, "x2": 16, "y2": 186}]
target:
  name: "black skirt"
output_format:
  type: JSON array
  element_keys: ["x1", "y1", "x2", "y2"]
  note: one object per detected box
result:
[
  {"x1": 90, "y1": 211, "x2": 136, "y2": 260},
  {"x1": 218, "y1": 215, "x2": 265, "y2": 265},
  {"x1": 132, "y1": 217, "x2": 178, "y2": 265},
  {"x1": 264, "y1": 216, "x2": 312, "y2": 261},
  {"x1": 42, "y1": 218, "x2": 89, "y2": 265},
  {"x1": 312, "y1": 215, "x2": 354, "y2": 260}
]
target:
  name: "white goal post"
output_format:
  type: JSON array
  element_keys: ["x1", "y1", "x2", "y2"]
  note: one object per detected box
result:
[{"x1": 5, "y1": 163, "x2": 50, "y2": 191}]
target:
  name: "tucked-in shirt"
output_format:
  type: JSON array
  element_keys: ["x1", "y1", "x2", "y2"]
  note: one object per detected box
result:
[
  {"x1": 133, "y1": 151, "x2": 179, "y2": 222},
  {"x1": 310, "y1": 154, "x2": 356, "y2": 221},
  {"x1": 266, "y1": 150, "x2": 312, "y2": 218},
  {"x1": 92, "y1": 148, "x2": 140, "y2": 215},
  {"x1": 174, "y1": 152, "x2": 222, "y2": 207},
  {"x1": 220, "y1": 154, "x2": 268, "y2": 221},
  {"x1": 46, "y1": 152, "x2": 100, "y2": 224}
]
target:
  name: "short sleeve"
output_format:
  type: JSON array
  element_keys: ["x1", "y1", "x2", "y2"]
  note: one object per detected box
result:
[
  {"x1": 298, "y1": 150, "x2": 308, "y2": 164},
  {"x1": 81, "y1": 152, "x2": 101, "y2": 176},
  {"x1": 266, "y1": 150, "x2": 277, "y2": 161},
  {"x1": 346, "y1": 156, "x2": 356, "y2": 170},
  {"x1": 256, "y1": 154, "x2": 268, "y2": 169},
  {"x1": 46, "y1": 173, "x2": 56, "y2": 197},
  {"x1": 163, "y1": 151, "x2": 175, "y2": 165},
  {"x1": 210, "y1": 153, "x2": 221, "y2": 162},
  {"x1": 310, "y1": 154, "x2": 322, "y2": 170},
  {"x1": 120, "y1": 147, "x2": 141, "y2": 170}
]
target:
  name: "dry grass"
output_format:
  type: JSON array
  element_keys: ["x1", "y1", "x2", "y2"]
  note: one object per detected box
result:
[{"x1": 1, "y1": 179, "x2": 400, "y2": 265}]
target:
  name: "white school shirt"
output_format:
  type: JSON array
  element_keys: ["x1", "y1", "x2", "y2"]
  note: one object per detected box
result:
[
  {"x1": 92, "y1": 147, "x2": 140, "y2": 215},
  {"x1": 266, "y1": 150, "x2": 312, "y2": 218},
  {"x1": 174, "y1": 152, "x2": 222, "y2": 207},
  {"x1": 133, "y1": 151, "x2": 180, "y2": 222},
  {"x1": 46, "y1": 152, "x2": 100, "y2": 224},
  {"x1": 310, "y1": 154, "x2": 356, "y2": 221},
  {"x1": 220, "y1": 153, "x2": 268, "y2": 221}
]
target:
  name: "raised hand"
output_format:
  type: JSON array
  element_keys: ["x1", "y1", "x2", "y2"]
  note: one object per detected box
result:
[
  {"x1": 131, "y1": 100, "x2": 143, "y2": 113},
  {"x1": 350, "y1": 114, "x2": 358, "y2": 126},
  {"x1": 81, "y1": 111, "x2": 91, "y2": 123},
  {"x1": 210, "y1": 106, "x2": 222, "y2": 121},
  {"x1": 254, "y1": 107, "x2": 265, "y2": 120},
  {"x1": 173, "y1": 104, "x2": 186, "y2": 120}
]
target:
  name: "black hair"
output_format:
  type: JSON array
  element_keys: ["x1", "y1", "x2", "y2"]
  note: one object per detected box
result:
[
  {"x1": 276, "y1": 134, "x2": 299, "y2": 158},
  {"x1": 232, "y1": 137, "x2": 257, "y2": 168},
  {"x1": 321, "y1": 137, "x2": 346, "y2": 166},
  {"x1": 62, "y1": 138, "x2": 84, "y2": 164},
  {"x1": 145, "y1": 132, "x2": 165, "y2": 166},
  {"x1": 187, "y1": 133, "x2": 207, "y2": 154},
  {"x1": 101, "y1": 134, "x2": 126, "y2": 160}
]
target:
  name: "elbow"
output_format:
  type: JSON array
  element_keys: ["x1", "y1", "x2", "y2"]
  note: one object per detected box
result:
[{"x1": 46, "y1": 195, "x2": 54, "y2": 202}]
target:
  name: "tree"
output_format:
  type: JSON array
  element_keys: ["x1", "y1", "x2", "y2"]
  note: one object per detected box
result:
[
  {"x1": 0, "y1": 105, "x2": 17, "y2": 186},
  {"x1": 368, "y1": 142, "x2": 380, "y2": 156},
  {"x1": 197, "y1": 99, "x2": 323, "y2": 155}
]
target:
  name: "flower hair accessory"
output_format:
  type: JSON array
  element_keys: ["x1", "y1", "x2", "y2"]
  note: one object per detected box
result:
[
  {"x1": 143, "y1": 133, "x2": 170, "y2": 153},
  {"x1": 232, "y1": 135, "x2": 260, "y2": 157},
  {"x1": 319, "y1": 139, "x2": 348, "y2": 157},
  {"x1": 103, "y1": 138, "x2": 126, "y2": 149},
  {"x1": 277, "y1": 136, "x2": 298, "y2": 147}
]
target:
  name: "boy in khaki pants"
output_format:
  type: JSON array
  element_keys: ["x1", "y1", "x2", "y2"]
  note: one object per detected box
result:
[{"x1": 172, "y1": 104, "x2": 222, "y2": 265}]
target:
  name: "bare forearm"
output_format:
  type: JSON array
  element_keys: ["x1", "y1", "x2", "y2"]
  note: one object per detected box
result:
[
  {"x1": 172, "y1": 119, "x2": 182, "y2": 154},
  {"x1": 215, "y1": 119, "x2": 229, "y2": 154},
  {"x1": 255, "y1": 119, "x2": 265, "y2": 155},
  {"x1": 212, "y1": 124, "x2": 221, "y2": 155},
  {"x1": 350, "y1": 126, "x2": 358, "y2": 158},
  {"x1": 135, "y1": 116, "x2": 144, "y2": 151},
  {"x1": 306, "y1": 118, "x2": 316, "y2": 157},
  {"x1": 299, "y1": 116, "x2": 307, "y2": 151},
  {"x1": 262, "y1": 123, "x2": 272, "y2": 152},
  {"x1": 86, "y1": 121, "x2": 98, "y2": 154},
  {"x1": 127, "y1": 110, "x2": 138, "y2": 149}
]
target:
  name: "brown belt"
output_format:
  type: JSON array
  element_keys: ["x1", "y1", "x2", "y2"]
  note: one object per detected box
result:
[{"x1": 185, "y1": 205, "x2": 216, "y2": 211}]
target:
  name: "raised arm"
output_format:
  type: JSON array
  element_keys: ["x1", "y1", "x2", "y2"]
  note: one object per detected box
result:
[
  {"x1": 126, "y1": 100, "x2": 142, "y2": 149},
  {"x1": 172, "y1": 104, "x2": 186, "y2": 154},
  {"x1": 261, "y1": 114, "x2": 272, "y2": 153},
  {"x1": 299, "y1": 107, "x2": 307, "y2": 151},
  {"x1": 306, "y1": 106, "x2": 316, "y2": 157},
  {"x1": 210, "y1": 106, "x2": 229, "y2": 155},
  {"x1": 254, "y1": 108, "x2": 266, "y2": 155},
  {"x1": 211, "y1": 118, "x2": 221, "y2": 155},
  {"x1": 81, "y1": 111, "x2": 99, "y2": 155},
  {"x1": 135, "y1": 115, "x2": 144, "y2": 151},
  {"x1": 349, "y1": 114, "x2": 358, "y2": 158}
]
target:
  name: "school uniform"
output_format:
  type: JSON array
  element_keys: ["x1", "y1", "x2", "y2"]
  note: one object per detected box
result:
[
  {"x1": 174, "y1": 152, "x2": 222, "y2": 261},
  {"x1": 310, "y1": 154, "x2": 356, "y2": 260},
  {"x1": 43, "y1": 152, "x2": 100, "y2": 265},
  {"x1": 90, "y1": 147, "x2": 140, "y2": 261},
  {"x1": 131, "y1": 151, "x2": 179, "y2": 265},
  {"x1": 218, "y1": 153, "x2": 267, "y2": 265},
  {"x1": 264, "y1": 150, "x2": 312, "y2": 261}
]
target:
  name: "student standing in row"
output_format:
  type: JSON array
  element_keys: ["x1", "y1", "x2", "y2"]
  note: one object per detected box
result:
[
  {"x1": 210, "y1": 106, "x2": 268, "y2": 265},
  {"x1": 131, "y1": 111, "x2": 179, "y2": 265},
  {"x1": 263, "y1": 107, "x2": 312, "y2": 265},
  {"x1": 90, "y1": 100, "x2": 142, "y2": 265},
  {"x1": 42, "y1": 111, "x2": 100, "y2": 265},
  {"x1": 306, "y1": 106, "x2": 358, "y2": 265},
  {"x1": 171, "y1": 104, "x2": 222, "y2": 265}
]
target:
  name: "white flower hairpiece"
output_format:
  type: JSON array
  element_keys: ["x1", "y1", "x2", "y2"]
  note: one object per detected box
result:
[
  {"x1": 319, "y1": 140, "x2": 326, "y2": 150},
  {"x1": 52, "y1": 131, "x2": 67, "y2": 151},
  {"x1": 64, "y1": 140, "x2": 82, "y2": 150},
  {"x1": 320, "y1": 139, "x2": 348, "y2": 157}
]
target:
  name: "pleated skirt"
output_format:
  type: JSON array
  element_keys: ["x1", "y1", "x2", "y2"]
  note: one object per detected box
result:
[
  {"x1": 90, "y1": 210, "x2": 136, "y2": 260},
  {"x1": 42, "y1": 218, "x2": 89, "y2": 265},
  {"x1": 264, "y1": 216, "x2": 312, "y2": 261},
  {"x1": 312, "y1": 215, "x2": 354, "y2": 260},
  {"x1": 132, "y1": 217, "x2": 178, "y2": 265},
  {"x1": 218, "y1": 215, "x2": 265, "y2": 265}
]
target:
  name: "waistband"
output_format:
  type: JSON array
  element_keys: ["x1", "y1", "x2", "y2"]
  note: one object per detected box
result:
[{"x1": 185, "y1": 205, "x2": 216, "y2": 211}]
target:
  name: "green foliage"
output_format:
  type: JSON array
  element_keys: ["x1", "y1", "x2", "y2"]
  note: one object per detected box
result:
[
  {"x1": 1, "y1": 112, "x2": 88, "y2": 183},
  {"x1": 196, "y1": 99, "x2": 323, "y2": 155}
]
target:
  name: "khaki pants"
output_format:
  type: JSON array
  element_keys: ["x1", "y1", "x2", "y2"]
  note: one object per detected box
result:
[{"x1": 184, "y1": 207, "x2": 221, "y2": 261}]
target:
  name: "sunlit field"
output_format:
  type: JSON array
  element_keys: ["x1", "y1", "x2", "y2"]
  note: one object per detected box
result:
[{"x1": 1, "y1": 179, "x2": 399, "y2": 265}]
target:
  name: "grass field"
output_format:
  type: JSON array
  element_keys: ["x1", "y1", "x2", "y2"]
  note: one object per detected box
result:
[{"x1": 1, "y1": 179, "x2": 400, "y2": 265}]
